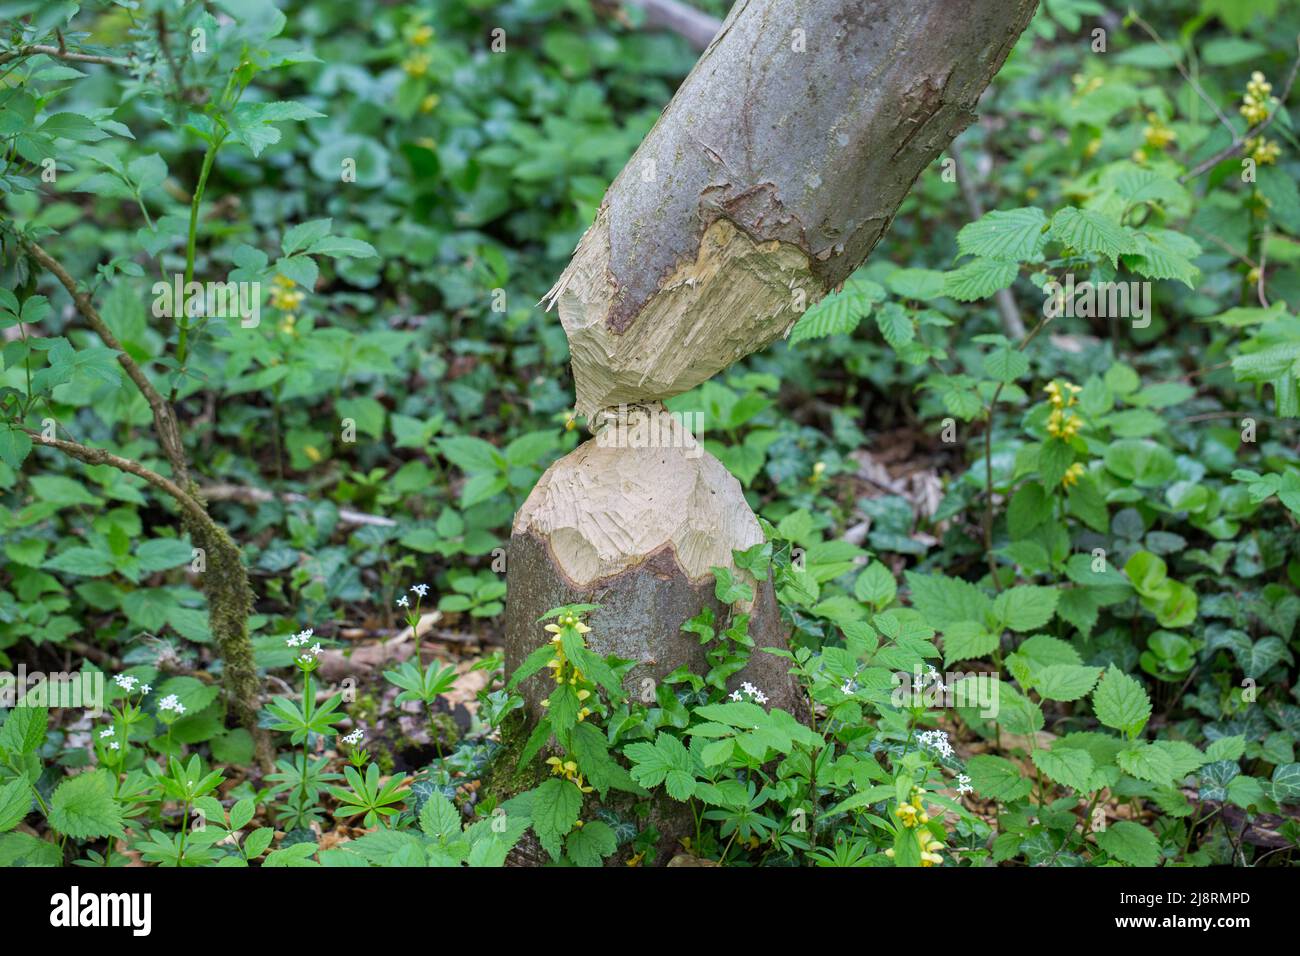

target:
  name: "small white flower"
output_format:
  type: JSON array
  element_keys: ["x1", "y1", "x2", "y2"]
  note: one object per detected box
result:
[
  {"x1": 99, "y1": 729, "x2": 114, "y2": 738},
  {"x1": 158, "y1": 694, "x2": 185, "y2": 714},
  {"x1": 310, "y1": 643, "x2": 322, "y2": 656},
  {"x1": 410, "y1": 584, "x2": 430, "y2": 598},
  {"x1": 841, "y1": 679, "x2": 856, "y2": 694},
  {"x1": 108, "y1": 742, "x2": 120, "y2": 751},
  {"x1": 113, "y1": 674, "x2": 138, "y2": 691},
  {"x1": 956, "y1": 773, "x2": 973, "y2": 795},
  {"x1": 140, "y1": 684, "x2": 152, "y2": 695},
  {"x1": 342, "y1": 728, "x2": 364, "y2": 745},
  {"x1": 729, "y1": 691, "x2": 742, "y2": 702},
  {"x1": 396, "y1": 595, "x2": 410, "y2": 608},
  {"x1": 917, "y1": 729, "x2": 954, "y2": 759}
]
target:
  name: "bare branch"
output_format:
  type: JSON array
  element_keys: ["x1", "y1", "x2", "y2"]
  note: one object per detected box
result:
[
  {"x1": 20, "y1": 237, "x2": 191, "y2": 486},
  {"x1": 624, "y1": 0, "x2": 721, "y2": 52},
  {"x1": 0, "y1": 44, "x2": 130, "y2": 68}
]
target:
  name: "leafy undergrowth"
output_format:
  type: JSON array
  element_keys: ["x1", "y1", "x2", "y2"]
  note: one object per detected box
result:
[{"x1": 2, "y1": 0, "x2": 1300, "y2": 866}]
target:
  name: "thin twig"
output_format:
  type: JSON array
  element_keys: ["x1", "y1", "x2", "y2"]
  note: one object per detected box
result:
[
  {"x1": 200, "y1": 483, "x2": 397, "y2": 528},
  {"x1": 1130, "y1": 11, "x2": 1237, "y2": 137},
  {"x1": 1179, "y1": 35, "x2": 1300, "y2": 183},
  {"x1": 0, "y1": 44, "x2": 130, "y2": 68},
  {"x1": 952, "y1": 150, "x2": 1026, "y2": 338},
  {"x1": 21, "y1": 237, "x2": 191, "y2": 486}
]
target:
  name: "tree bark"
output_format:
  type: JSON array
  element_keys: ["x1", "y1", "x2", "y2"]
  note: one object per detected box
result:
[
  {"x1": 505, "y1": 0, "x2": 1039, "y2": 864},
  {"x1": 544, "y1": 0, "x2": 1038, "y2": 418}
]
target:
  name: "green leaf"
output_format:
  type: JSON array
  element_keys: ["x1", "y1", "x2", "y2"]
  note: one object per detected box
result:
[
  {"x1": 0, "y1": 707, "x2": 48, "y2": 758},
  {"x1": 418, "y1": 795, "x2": 462, "y2": 843},
  {"x1": 967, "y1": 755, "x2": 1033, "y2": 801},
  {"x1": 281, "y1": 218, "x2": 333, "y2": 255},
  {"x1": 0, "y1": 778, "x2": 32, "y2": 833},
  {"x1": 565, "y1": 819, "x2": 617, "y2": 866},
  {"x1": 985, "y1": 345, "x2": 1029, "y2": 384},
  {"x1": 956, "y1": 206, "x2": 1049, "y2": 262},
  {"x1": 0, "y1": 427, "x2": 32, "y2": 469},
  {"x1": 789, "y1": 278, "x2": 883, "y2": 344},
  {"x1": 1092, "y1": 665, "x2": 1152, "y2": 738},
  {"x1": 1032, "y1": 746, "x2": 1096, "y2": 792},
  {"x1": 1049, "y1": 206, "x2": 1138, "y2": 267},
  {"x1": 1272, "y1": 763, "x2": 1300, "y2": 804},
  {"x1": 49, "y1": 770, "x2": 124, "y2": 840},
  {"x1": 529, "y1": 778, "x2": 583, "y2": 861},
  {"x1": 1031, "y1": 664, "x2": 1102, "y2": 701},
  {"x1": 993, "y1": 585, "x2": 1058, "y2": 632},
  {"x1": 1096, "y1": 820, "x2": 1160, "y2": 867},
  {"x1": 942, "y1": 257, "x2": 1018, "y2": 301}
]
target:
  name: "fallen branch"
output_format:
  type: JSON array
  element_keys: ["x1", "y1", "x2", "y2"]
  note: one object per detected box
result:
[
  {"x1": 623, "y1": 0, "x2": 720, "y2": 51},
  {"x1": 200, "y1": 483, "x2": 397, "y2": 528}
]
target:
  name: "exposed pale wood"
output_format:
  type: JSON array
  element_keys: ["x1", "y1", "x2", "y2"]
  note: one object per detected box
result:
[{"x1": 543, "y1": 0, "x2": 1040, "y2": 417}]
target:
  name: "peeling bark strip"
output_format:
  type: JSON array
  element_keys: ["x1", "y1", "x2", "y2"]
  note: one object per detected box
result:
[{"x1": 544, "y1": 0, "x2": 1038, "y2": 417}]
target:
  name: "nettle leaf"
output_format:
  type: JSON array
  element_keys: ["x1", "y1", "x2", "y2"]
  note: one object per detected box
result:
[
  {"x1": 0, "y1": 426, "x2": 33, "y2": 469},
  {"x1": 1096, "y1": 820, "x2": 1160, "y2": 867},
  {"x1": 528, "y1": 778, "x2": 582, "y2": 861},
  {"x1": 1032, "y1": 745, "x2": 1096, "y2": 792},
  {"x1": 1092, "y1": 665, "x2": 1152, "y2": 738},
  {"x1": 565, "y1": 819, "x2": 618, "y2": 866},
  {"x1": 993, "y1": 585, "x2": 1058, "y2": 632},
  {"x1": 904, "y1": 571, "x2": 992, "y2": 630},
  {"x1": 49, "y1": 770, "x2": 124, "y2": 840},
  {"x1": 956, "y1": 206, "x2": 1049, "y2": 262},
  {"x1": 1049, "y1": 206, "x2": 1138, "y2": 267},
  {"x1": 966, "y1": 754, "x2": 1032, "y2": 801},
  {"x1": 1031, "y1": 664, "x2": 1102, "y2": 701},
  {"x1": 941, "y1": 257, "x2": 1018, "y2": 301},
  {"x1": 1117, "y1": 742, "x2": 1176, "y2": 785}
]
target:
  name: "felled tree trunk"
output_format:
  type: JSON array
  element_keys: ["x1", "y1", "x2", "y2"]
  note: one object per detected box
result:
[
  {"x1": 545, "y1": 0, "x2": 1039, "y2": 419},
  {"x1": 503, "y1": 0, "x2": 1039, "y2": 864}
]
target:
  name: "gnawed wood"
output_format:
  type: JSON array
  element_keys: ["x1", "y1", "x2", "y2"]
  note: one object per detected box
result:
[{"x1": 543, "y1": 0, "x2": 1039, "y2": 417}]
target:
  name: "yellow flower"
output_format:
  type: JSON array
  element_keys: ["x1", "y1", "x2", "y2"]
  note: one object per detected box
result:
[
  {"x1": 416, "y1": 137, "x2": 438, "y2": 152},
  {"x1": 269, "y1": 274, "x2": 305, "y2": 312},
  {"x1": 402, "y1": 52, "x2": 431, "y2": 77},
  {"x1": 1083, "y1": 138, "x2": 1101, "y2": 159},
  {"x1": 1062, "y1": 462, "x2": 1086, "y2": 488},
  {"x1": 1240, "y1": 74, "x2": 1275, "y2": 126},
  {"x1": 408, "y1": 24, "x2": 435, "y2": 46},
  {"x1": 420, "y1": 93, "x2": 440, "y2": 114},
  {"x1": 626, "y1": 852, "x2": 644, "y2": 867},
  {"x1": 1245, "y1": 136, "x2": 1280, "y2": 165},
  {"x1": 811, "y1": 461, "x2": 826, "y2": 482},
  {"x1": 1142, "y1": 112, "x2": 1176, "y2": 150},
  {"x1": 1130, "y1": 148, "x2": 1148, "y2": 165},
  {"x1": 1047, "y1": 405, "x2": 1084, "y2": 441}
]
